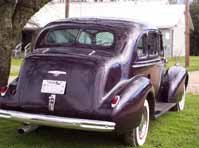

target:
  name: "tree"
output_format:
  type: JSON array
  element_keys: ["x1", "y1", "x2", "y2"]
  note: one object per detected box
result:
[
  {"x1": 193, "y1": 0, "x2": 199, "y2": 3},
  {"x1": 0, "y1": 0, "x2": 50, "y2": 87},
  {"x1": 190, "y1": 2, "x2": 199, "y2": 55}
]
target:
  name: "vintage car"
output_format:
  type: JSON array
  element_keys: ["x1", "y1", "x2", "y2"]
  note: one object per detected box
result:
[{"x1": 0, "y1": 18, "x2": 188, "y2": 147}]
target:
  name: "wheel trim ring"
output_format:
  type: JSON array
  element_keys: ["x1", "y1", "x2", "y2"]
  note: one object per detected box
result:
[
  {"x1": 179, "y1": 86, "x2": 186, "y2": 110},
  {"x1": 135, "y1": 100, "x2": 149, "y2": 146},
  {"x1": 138, "y1": 108, "x2": 148, "y2": 140}
]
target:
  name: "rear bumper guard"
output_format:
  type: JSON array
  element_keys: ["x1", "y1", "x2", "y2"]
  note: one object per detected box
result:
[{"x1": 0, "y1": 109, "x2": 115, "y2": 132}]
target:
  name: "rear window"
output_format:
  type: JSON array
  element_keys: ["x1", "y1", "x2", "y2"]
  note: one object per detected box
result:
[
  {"x1": 45, "y1": 28, "x2": 115, "y2": 48},
  {"x1": 47, "y1": 29, "x2": 78, "y2": 44}
]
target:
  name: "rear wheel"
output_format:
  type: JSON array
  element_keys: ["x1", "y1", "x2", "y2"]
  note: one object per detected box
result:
[
  {"x1": 124, "y1": 99, "x2": 149, "y2": 147},
  {"x1": 173, "y1": 85, "x2": 186, "y2": 111}
]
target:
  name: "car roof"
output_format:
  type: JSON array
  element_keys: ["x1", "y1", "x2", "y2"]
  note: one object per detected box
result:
[{"x1": 45, "y1": 17, "x2": 158, "y2": 30}]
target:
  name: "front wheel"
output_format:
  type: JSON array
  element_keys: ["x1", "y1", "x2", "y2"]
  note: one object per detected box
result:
[{"x1": 124, "y1": 99, "x2": 150, "y2": 147}]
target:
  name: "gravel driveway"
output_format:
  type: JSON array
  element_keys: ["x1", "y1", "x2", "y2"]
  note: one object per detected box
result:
[{"x1": 187, "y1": 71, "x2": 199, "y2": 94}]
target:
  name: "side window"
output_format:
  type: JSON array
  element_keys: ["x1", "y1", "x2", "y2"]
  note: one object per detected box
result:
[
  {"x1": 137, "y1": 34, "x2": 147, "y2": 59},
  {"x1": 148, "y1": 32, "x2": 159, "y2": 57},
  {"x1": 159, "y1": 33, "x2": 164, "y2": 56}
]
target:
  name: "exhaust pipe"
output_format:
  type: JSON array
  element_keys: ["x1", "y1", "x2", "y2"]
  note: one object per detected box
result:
[{"x1": 18, "y1": 124, "x2": 39, "y2": 135}]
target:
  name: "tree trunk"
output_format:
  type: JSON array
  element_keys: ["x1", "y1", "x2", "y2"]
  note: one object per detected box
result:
[{"x1": 0, "y1": 0, "x2": 49, "y2": 87}]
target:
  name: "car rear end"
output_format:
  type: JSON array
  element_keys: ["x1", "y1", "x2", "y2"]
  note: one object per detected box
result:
[
  {"x1": 0, "y1": 18, "x2": 133, "y2": 133},
  {"x1": 0, "y1": 53, "x2": 116, "y2": 132}
]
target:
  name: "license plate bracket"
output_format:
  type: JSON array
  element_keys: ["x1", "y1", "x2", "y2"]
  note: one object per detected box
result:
[{"x1": 41, "y1": 80, "x2": 66, "y2": 95}]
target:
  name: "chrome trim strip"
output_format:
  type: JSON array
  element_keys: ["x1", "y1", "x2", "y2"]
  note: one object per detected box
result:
[
  {"x1": 135, "y1": 58, "x2": 161, "y2": 64},
  {"x1": 132, "y1": 61, "x2": 161, "y2": 68},
  {"x1": 48, "y1": 71, "x2": 67, "y2": 77},
  {"x1": 88, "y1": 50, "x2": 96, "y2": 56},
  {"x1": 0, "y1": 109, "x2": 115, "y2": 132}
]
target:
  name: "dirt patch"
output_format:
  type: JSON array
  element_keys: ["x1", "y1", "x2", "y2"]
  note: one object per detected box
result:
[{"x1": 187, "y1": 71, "x2": 199, "y2": 94}]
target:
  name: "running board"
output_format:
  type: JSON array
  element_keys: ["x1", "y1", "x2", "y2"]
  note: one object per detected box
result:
[{"x1": 154, "y1": 102, "x2": 176, "y2": 118}]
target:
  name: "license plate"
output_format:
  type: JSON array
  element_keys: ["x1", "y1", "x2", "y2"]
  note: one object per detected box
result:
[{"x1": 41, "y1": 80, "x2": 66, "y2": 94}]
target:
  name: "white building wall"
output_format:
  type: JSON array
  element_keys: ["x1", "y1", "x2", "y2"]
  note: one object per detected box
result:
[
  {"x1": 25, "y1": 2, "x2": 187, "y2": 58},
  {"x1": 161, "y1": 29, "x2": 173, "y2": 57},
  {"x1": 52, "y1": 0, "x2": 169, "y2": 4},
  {"x1": 172, "y1": 15, "x2": 185, "y2": 57},
  {"x1": 117, "y1": 0, "x2": 169, "y2": 5}
]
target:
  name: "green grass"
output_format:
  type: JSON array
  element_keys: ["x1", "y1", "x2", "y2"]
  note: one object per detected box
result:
[
  {"x1": 11, "y1": 59, "x2": 23, "y2": 66},
  {"x1": 167, "y1": 56, "x2": 199, "y2": 71},
  {"x1": 0, "y1": 94, "x2": 198, "y2": 148},
  {"x1": 10, "y1": 58, "x2": 23, "y2": 77}
]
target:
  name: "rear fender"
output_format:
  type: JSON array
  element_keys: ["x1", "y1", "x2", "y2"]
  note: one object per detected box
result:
[
  {"x1": 111, "y1": 76, "x2": 153, "y2": 132},
  {"x1": 0, "y1": 77, "x2": 19, "y2": 109},
  {"x1": 164, "y1": 66, "x2": 188, "y2": 103}
]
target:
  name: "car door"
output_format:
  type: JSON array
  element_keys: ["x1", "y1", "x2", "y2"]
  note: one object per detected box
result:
[{"x1": 130, "y1": 31, "x2": 164, "y2": 98}]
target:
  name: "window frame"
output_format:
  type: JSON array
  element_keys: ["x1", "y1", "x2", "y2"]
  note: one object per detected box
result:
[
  {"x1": 135, "y1": 30, "x2": 161, "y2": 62},
  {"x1": 135, "y1": 33, "x2": 148, "y2": 61}
]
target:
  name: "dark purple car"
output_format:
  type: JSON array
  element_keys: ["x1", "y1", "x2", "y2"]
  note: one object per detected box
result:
[{"x1": 0, "y1": 18, "x2": 188, "y2": 147}]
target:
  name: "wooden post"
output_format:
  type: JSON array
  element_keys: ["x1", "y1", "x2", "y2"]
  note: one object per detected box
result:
[
  {"x1": 65, "y1": 0, "x2": 70, "y2": 18},
  {"x1": 185, "y1": 0, "x2": 190, "y2": 67}
]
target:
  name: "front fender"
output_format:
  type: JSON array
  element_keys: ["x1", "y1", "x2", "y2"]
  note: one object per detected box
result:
[
  {"x1": 112, "y1": 76, "x2": 153, "y2": 132},
  {"x1": 165, "y1": 66, "x2": 188, "y2": 103}
]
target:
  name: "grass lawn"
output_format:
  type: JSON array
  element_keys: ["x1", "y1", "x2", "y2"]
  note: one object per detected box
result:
[
  {"x1": 166, "y1": 56, "x2": 199, "y2": 72},
  {"x1": 10, "y1": 58, "x2": 23, "y2": 77},
  {"x1": 0, "y1": 94, "x2": 197, "y2": 148}
]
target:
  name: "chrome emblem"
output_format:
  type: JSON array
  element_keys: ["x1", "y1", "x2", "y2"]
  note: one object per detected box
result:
[
  {"x1": 48, "y1": 94, "x2": 56, "y2": 111},
  {"x1": 48, "y1": 71, "x2": 67, "y2": 77}
]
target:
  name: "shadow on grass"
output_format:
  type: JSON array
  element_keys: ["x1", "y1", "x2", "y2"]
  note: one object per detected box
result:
[{"x1": 13, "y1": 126, "x2": 125, "y2": 148}]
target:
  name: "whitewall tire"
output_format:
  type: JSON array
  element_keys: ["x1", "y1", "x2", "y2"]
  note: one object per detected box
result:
[
  {"x1": 175, "y1": 85, "x2": 186, "y2": 111},
  {"x1": 124, "y1": 99, "x2": 150, "y2": 147}
]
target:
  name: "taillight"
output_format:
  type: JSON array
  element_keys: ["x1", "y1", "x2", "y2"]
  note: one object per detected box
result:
[
  {"x1": 0, "y1": 86, "x2": 7, "y2": 94},
  {"x1": 111, "y1": 95, "x2": 120, "y2": 108}
]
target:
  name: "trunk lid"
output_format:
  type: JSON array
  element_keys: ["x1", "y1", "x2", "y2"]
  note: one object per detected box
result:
[{"x1": 17, "y1": 54, "x2": 100, "y2": 118}]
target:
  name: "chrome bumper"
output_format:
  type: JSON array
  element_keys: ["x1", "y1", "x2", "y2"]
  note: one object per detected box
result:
[{"x1": 0, "y1": 109, "x2": 115, "y2": 132}]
